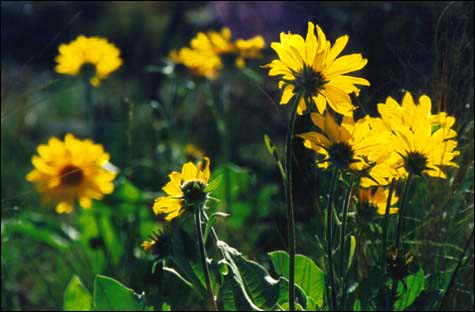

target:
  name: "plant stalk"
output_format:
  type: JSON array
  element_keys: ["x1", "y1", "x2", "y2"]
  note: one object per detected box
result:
[
  {"x1": 284, "y1": 92, "x2": 303, "y2": 311},
  {"x1": 382, "y1": 178, "x2": 396, "y2": 310},
  {"x1": 194, "y1": 204, "x2": 217, "y2": 311},
  {"x1": 326, "y1": 168, "x2": 339, "y2": 310},
  {"x1": 339, "y1": 181, "x2": 353, "y2": 310},
  {"x1": 390, "y1": 174, "x2": 413, "y2": 310}
]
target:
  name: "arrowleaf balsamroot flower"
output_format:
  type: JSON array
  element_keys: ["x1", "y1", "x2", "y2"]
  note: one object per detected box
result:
[
  {"x1": 26, "y1": 133, "x2": 116, "y2": 213},
  {"x1": 55, "y1": 35, "x2": 122, "y2": 87},
  {"x1": 298, "y1": 113, "x2": 388, "y2": 171},
  {"x1": 357, "y1": 187, "x2": 399, "y2": 217},
  {"x1": 170, "y1": 28, "x2": 265, "y2": 79},
  {"x1": 153, "y1": 157, "x2": 211, "y2": 221},
  {"x1": 376, "y1": 92, "x2": 459, "y2": 179},
  {"x1": 265, "y1": 21, "x2": 370, "y2": 115}
]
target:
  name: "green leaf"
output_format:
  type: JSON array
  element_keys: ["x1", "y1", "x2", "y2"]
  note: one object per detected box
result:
[
  {"x1": 268, "y1": 250, "x2": 325, "y2": 308},
  {"x1": 218, "y1": 242, "x2": 306, "y2": 311},
  {"x1": 93, "y1": 275, "x2": 145, "y2": 311},
  {"x1": 64, "y1": 276, "x2": 92, "y2": 311},
  {"x1": 115, "y1": 178, "x2": 141, "y2": 202},
  {"x1": 205, "y1": 175, "x2": 222, "y2": 192},
  {"x1": 2, "y1": 219, "x2": 70, "y2": 252},
  {"x1": 347, "y1": 235, "x2": 356, "y2": 272},
  {"x1": 394, "y1": 268, "x2": 425, "y2": 310},
  {"x1": 263, "y1": 134, "x2": 286, "y2": 181},
  {"x1": 204, "y1": 212, "x2": 230, "y2": 244},
  {"x1": 403, "y1": 290, "x2": 444, "y2": 311}
]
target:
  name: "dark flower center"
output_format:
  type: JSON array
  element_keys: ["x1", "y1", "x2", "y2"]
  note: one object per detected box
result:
[
  {"x1": 404, "y1": 152, "x2": 428, "y2": 176},
  {"x1": 60, "y1": 165, "x2": 84, "y2": 186},
  {"x1": 386, "y1": 247, "x2": 414, "y2": 281},
  {"x1": 294, "y1": 65, "x2": 327, "y2": 98},
  {"x1": 328, "y1": 142, "x2": 355, "y2": 169},
  {"x1": 181, "y1": 179, "x2": 208, "y2": 204}
]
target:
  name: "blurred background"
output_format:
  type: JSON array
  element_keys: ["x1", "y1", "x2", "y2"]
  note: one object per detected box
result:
[{"x1": 1, "y1": 1, "x2": 474, "y2": 310}]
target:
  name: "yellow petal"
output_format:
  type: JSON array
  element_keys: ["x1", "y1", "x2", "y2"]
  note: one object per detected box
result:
[{"x1": 181, "y1": 162, "x2": 198, "y2": 181}]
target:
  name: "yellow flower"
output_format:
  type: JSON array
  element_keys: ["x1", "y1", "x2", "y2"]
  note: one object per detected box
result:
[
  {"x1": 297, "y1": 113, "x2": 388, "y2": 170},
  {"x1": 170, "y1": 28, "x2": 265, "y2": 78},
  {"x1": 55, "y1": 35, "x2": 122, "y2": 87},
  {"x1": 235, "y1": 35, "x2": 266, "y2": 68},
  {"x1": 26, "y1": 133, "x2": 116, "y2": 213},
  {"x1": 358, "y1": 187, "x2": 399, "y2": 216},
  {"x1": 265, "y1": 21, "x2": 370, "y2": 116},
  {"x1": 377, "y1": 92, "x2": 459, "y2": 179},
  {"x1": 153, "y1": 157, "x2": 211, "y2": 221}
]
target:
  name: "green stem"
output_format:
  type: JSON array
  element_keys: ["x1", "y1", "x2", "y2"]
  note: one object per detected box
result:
[
  {"x1": 439, "y1": 228, "x2": 474, "y2": 310},
  {"x1": 284, "y1": 92, "x2": 303, "y2": 311},
  {"x1": 390, "y1": 174, "x2": 413, "y2": 310},
  {"x1": 395, "y1": 175, "x2": 413, "y2": 250},
  {"x1": 194, "y1": 204, "x2": 217, "y2": 311},
  {"x1": 339, "y1": 181, "x2": 353, "y2": 310},
  {"x1": 326, "y1": 168, "x2": 338, "y2": 310},
  {"x1": 382, "y1": 178, "x2": 396, "y2": 311}
]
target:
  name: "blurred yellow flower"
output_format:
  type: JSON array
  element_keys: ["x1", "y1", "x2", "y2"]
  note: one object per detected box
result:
[
  {"x1": 265, "y1": 21, "x2": 370, "y2": 116},
  {"x1": 235, "y1": 35, "x2": 266, "y2": 68},
  {"x1": 377, "y1": 92, "x2": 459, "y2": 179},
  {"x1": 358, "y1": 187, "x2": 399, "y2": 216},
  {"x1": 55, "y1": 35, "x2": 122, "y2": 87},
  {"x1": 26, "y1": 133, "x2": 116, "y2": 213},
  {"x1": 153, "y1": 157, "x2": 211, "y2": 221},
  {"x1": 185, "y1": 143, "x2": 205, "y2": 160},
  {"x1": 297, "y1": 113, "x2": 388, "y2": 170},
  {"x1": 170, "y1": 28, "x2": 265, "y2": 78}
]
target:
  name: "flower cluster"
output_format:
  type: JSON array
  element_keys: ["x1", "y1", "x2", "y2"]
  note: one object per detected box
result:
[
  {"x1": 170, "y1": 27, "x2": 265, "y2": 79},
  {"x1": 55, "y1": 35, "x2": 122, "y2": 86},
  {"x1": 266, "y1": 21, "x2": 459, "y2": 216}
]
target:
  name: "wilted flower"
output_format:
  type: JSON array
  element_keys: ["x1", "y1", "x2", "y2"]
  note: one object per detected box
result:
[{"x1": 26, "y1": 133, "x2": 116, "y2": 213}]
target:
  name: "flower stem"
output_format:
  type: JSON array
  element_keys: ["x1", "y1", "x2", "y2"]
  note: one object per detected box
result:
[
  {"x1": 390, "y1": 174, "x2": 413, "y2": 310},
  {"x1": 339, "y1": 180, "x2": 353, "y2": 310},
  {"x1": 382, "y1": 178, "x2": 396, "y2": 310},
  {"x1": 194, "y1": 204, "x2": 217, "y2": 311},
  {"x1": 284, "y1": 92, "x2": 303, "y2": 311},
  {"x1": 326, "y1": 168, "x2": 338, "y2": 310}
]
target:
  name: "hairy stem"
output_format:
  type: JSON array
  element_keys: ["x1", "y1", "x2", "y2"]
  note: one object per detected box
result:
[
  {"x1": 194, "y1": 204, "x2": 217, "y2": 311},
  {"x1": 284, "y1": 92, "x2": 303, "y2": 311}
]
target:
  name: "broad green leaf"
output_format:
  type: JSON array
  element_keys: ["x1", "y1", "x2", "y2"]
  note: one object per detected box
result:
[
  {"x1": 2, "y1": 219, "x2": 69, "y2": 252},
  {"x1": 394, "y1": 268, "x2": 425, "y2": 310},
  {"x1": 212, "y1": 163, "x2": 253, "y2": 203},
  {"x1": 403, "y1": 290, "x2": 444, "y2": 311},
  {"x1": 218, "y1": 242, "x2": 306, "y2": 311},
  {"x1": 220, "y1": 273, "x2": 255, "y2": 311},
  {"x1": 115, "y1": 178, "x2": 141, "y2": 202},
  {"x1": 93, "y1": 275, "x2": 145, "y2": 311},
  {"x1": 64, "y1": 276, "x2": 92, "y2": 311},
  {"x1": 347, "y1": 235, "x2": 356, "y2": 272},
  {"x1": 269, "y1": 250, "x2": 325, "y2": 307},
  {"x1": 205, "y1": 175, "x2": 223, "y2": 192}
]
